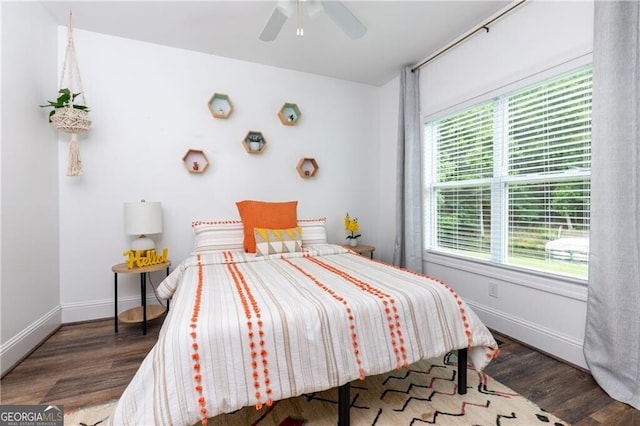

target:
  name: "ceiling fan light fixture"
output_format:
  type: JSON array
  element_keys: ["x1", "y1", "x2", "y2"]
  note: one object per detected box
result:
[{"x1": 259, "y1": 0, "x2": 366, "y2": 42}]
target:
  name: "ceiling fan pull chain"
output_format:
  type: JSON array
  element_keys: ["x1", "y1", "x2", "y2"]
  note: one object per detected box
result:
[
  {"x1": 297, "y1": 0, "x2": 304, "y2": 36},
  {"x1": 259, "y1": 0, "x2": 365, "y2": 42}
]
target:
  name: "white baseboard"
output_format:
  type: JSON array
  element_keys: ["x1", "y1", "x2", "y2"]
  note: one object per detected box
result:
[
  {"x1": 61, "y1": 296, "x2": 168, "y2": 323},
  {"x1": 1, "y1": 306, "x2": 62, "y2": 376},
  {"x1": 1, "y1": 297, "x2": 167, "y2": 376},
  {"x1": 3, "y1": 297, "x2": 586, "y2": 377},
  {"x1": 468, "y1": 300, "x2": 587, "y2": 369}
]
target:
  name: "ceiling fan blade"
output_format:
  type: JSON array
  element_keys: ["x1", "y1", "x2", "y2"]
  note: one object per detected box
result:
[
  {"x1": 321, "y1": 1, "x2": 367, "y2": 40},
  {"x1": 259, "y1": 5, "x2": 288, "y2": 41}
]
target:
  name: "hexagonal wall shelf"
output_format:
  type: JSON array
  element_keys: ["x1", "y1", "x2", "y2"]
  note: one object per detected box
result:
[
  {"x1": 278, "y1": 102, "x2": 301, "y2": 126},
  {"x1": 296, "y1": 157, "x2": 319, "y2": 178},
  {"x1": 208, "y1": 93, "x2": 233, "y2": 119},
  {"x1": 243, "y1": 131, "x2": 267, "y2": 154},
  {"x1": 183, "y1": 149, "x2": 209, "y2": 173}
]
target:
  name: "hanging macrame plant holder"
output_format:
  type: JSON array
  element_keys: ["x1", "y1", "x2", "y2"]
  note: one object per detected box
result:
[{"x1": 55, "y1": 12, "x2": 91, "y2": 176}]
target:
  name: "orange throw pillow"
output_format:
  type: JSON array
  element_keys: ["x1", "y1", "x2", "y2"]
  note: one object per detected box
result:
[{"x1": 236, "y1": 200, "x2": 298, "y2": 253}]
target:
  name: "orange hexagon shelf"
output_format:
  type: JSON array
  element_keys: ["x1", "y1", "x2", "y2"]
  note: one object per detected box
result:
[
  {"x1": 182, "y1": 149, "x2": 209, "y2": 173},
  {"x1": 296, "y1": 157, "x2": 319, "y2": 178}
]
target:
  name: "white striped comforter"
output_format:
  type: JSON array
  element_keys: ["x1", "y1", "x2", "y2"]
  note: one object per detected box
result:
[{"x1": 111, "y1": 244, "x2": 499, "y2": 426}]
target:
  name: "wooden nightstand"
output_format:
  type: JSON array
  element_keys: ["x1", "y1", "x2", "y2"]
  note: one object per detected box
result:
[
  {"x1": 339, "y1": 244, "x2": 375, "y2": 259},
  {"x1": 112, "y1": 261, "x2": 171, "y2": 335}
]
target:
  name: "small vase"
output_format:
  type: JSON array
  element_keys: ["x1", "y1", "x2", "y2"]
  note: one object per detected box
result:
[{"x1": 349, "y1": 238, "x2": 358, "y2": 247}]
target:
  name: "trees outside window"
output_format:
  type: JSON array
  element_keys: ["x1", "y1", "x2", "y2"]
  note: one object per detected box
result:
[{"x1": 424, "y1": 66, "x2": 592, "y2": 279}]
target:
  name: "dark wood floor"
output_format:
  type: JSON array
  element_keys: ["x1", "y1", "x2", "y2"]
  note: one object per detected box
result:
[{"x1": 1, "y1": 318, "x2": 638, "y2": 425}]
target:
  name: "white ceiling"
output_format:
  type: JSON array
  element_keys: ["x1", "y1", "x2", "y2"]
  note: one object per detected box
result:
[{"x1": 40, "y1": 1, "x2": 511, "y2": 87}]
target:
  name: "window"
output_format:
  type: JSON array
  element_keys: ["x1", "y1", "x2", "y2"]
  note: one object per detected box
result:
[{"x1": 424, "y1": 66, "x2": 592, "y2": 279}]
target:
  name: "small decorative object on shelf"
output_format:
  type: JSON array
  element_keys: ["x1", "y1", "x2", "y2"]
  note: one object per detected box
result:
[
  {"x1": 278, "y1": 102, "x2": 302, "y2": 126},
  {"x1": 208, "y1": 93, "x2": 233, "y2": 119},
  {"x1": 243, "y1": 131, "x2": 267, "y2": 154},
  {"x1": 344, "y1": 212, "x2": 361, "y2": 247},
  {"x1": 123, "y1": 247, "x2": 169, "y2": 269},
  {"x1": 248, "y1": 135, "x2": 262, "y2": 151},
  {"x1": 296, "y1": 157, "x2": 319, "y2": 178},
  {"x1": 182, "y1": 149, "x2": 209, "y2": 173}
]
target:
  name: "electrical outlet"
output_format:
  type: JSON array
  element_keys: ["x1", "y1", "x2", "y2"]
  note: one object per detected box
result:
[{"x1": 489, "y1": 282, "x2": 499, "y2": 298}]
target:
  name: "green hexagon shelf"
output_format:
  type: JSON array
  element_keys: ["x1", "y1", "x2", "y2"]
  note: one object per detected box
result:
[
  {"x1": 278, "y1": 102, "x2": 301, "y2": 126},
  {"x1": 208, "y1": 93, "x2": 233, "y2": 119}
]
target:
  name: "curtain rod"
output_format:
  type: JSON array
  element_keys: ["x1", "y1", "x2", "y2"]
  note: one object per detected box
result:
[{"x1": 411, "y1": 0, "x2": 528, "y2": 73}]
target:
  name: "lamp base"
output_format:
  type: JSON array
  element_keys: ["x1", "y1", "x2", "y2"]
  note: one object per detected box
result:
[{"x1": 131, "y1": 235, "x2": 156, "y2": 251}]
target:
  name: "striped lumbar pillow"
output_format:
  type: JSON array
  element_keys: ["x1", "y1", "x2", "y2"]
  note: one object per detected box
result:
[
  {"x1": 297, "y1": 217, "x2": 327, "y2": 246},
  {"x1": 192, "y1": 220, "x2": 245, "y2": 253}
]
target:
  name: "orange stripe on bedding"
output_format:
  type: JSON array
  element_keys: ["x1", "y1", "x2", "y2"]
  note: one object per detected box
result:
[
  {"x1": 190, "y1": 254, "x2": 209, "y2": 425},
  {"x1": 280, "y1": 256, "x2": 366, "y2": 380},
  {"x1": 306, "y1": 256, "x2": 409, "y2": 369},
  {"x1": 224, "y1": 251, "x2": 273, "y2": 409},
  {"x1": 372, "y1": 259, "x2": 477, "y2": 350}
]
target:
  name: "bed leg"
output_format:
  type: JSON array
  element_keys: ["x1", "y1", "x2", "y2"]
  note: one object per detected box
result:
[
  {"x1": 458, "y1": 348, "x2": 468, "y2": 395},
  {"x1": 338, "y1": 382, "x2": 350, "y2": 426}
]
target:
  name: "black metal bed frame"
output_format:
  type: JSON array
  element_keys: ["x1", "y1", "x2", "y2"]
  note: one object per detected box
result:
[{"x1": 336, "y1": 348, "x2": 468, "y2": 426}]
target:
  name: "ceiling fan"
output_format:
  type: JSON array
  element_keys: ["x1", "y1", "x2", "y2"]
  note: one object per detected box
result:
[{"x1": 259, "y1": 0, "x2": 367, "y2": 41}]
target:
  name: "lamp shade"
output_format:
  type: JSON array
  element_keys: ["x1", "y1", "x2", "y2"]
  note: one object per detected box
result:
[{"x1": 124, "y1": 200, "x2": 163, "y2": 236}]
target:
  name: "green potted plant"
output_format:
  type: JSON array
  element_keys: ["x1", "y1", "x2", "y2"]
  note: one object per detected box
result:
[{"x1": 40, "y1": 88, "x2": 91, "y2": 133}]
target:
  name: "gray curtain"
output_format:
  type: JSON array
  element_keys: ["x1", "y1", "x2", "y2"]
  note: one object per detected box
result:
[
  {"x1": 584, "y1": 1, "x2": 640, "y2": 410},
  {"x1": 393, "y1": 67, "x2": 423, "y2": 272}
]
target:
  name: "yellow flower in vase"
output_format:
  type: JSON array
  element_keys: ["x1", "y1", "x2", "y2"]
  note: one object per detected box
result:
[{"x1": 344, "y1": 213, "x2": 361, "y2": 247}]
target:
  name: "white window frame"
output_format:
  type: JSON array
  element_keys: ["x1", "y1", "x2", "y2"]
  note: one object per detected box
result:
[{"x1": 423, "y1": 59, "x2": 592, "y2": 283}]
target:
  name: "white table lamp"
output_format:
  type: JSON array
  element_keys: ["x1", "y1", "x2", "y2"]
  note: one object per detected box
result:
[{"x1": 124, "y1": 200, "x2": 163, "y2": 251}]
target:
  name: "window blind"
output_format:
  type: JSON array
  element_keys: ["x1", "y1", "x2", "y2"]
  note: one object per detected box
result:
[
  {"x1": 434, "y1": 103, "x2": 493, "y2": 259},
  {"x1": 506, "y1": 68, "x2": 591, "y2": 277},
  {"x1": 425, "y1": 66, "x2": 592, "y2": 279},
  {"x1": 437, "y1": 103, "x2": 494, "y2": 183}
]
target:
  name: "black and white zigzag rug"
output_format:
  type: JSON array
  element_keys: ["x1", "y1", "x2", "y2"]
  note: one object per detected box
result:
[{"x1": 65, "y1": 352, "x2": 568, "y2": 426}]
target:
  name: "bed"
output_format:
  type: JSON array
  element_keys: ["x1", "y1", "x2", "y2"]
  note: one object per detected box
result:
[{"x1": 110, "y1": 208, "x2": 499, "y2": 426}]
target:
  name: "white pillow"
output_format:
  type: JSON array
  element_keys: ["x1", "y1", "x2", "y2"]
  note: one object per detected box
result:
[
  {"x1": 192, "y1": 220, "x2": 244, "y2": 252},
  {"x1": 298, "y1": 218, "x2": 327, "y2": 246}
]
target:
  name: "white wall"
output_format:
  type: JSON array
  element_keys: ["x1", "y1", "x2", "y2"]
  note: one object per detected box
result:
[
  {"x1": 1, "y1": 0, "x2": 594, "y2": 376},
  {"x1": 421, "y1": 1, "x2": 593, "y2": 118},
  {"x1": 58, "y1": 29, "x2": 381, "y2": 322},
  {"x1": 417, "y1": 0, "x2": 594, "y2": 368},
  {"x1": 1, "y1": 2, "x2": 61, "y2": 375},
  {"x1": 374, "y1": 75, "x2": 399, "y2": 263}
]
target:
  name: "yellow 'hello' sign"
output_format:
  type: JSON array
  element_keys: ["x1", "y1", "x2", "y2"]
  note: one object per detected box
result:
[{"x1": 123, "y1": 248, "x2": 169, "y2": 269}]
